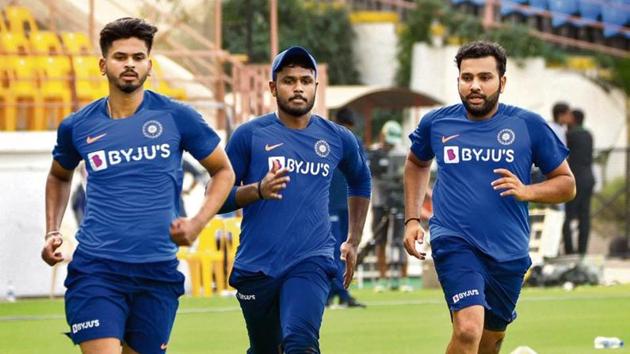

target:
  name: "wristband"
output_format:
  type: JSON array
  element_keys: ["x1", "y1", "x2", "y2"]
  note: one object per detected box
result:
[
  {"x1": 257, "y1": 180, "x2": 264, "y2": 200},
  {"x1": 404, "y1": 218, "x2": 421, "y2": 226},
  {"x1": 45, "y1": 230, "x2": 62, "y2": 240}
]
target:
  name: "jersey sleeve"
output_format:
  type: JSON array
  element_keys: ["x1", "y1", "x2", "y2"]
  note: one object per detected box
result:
[
  {"x1": 527, "y1": 113, "x2": 569, "y2": 174},
  {"x1": 338, "y1": 127, "x2": 371, "y2": 198},
  {"x1": 175, "y1": 106, "x2": 221, "y2": 161},
  {"x1": 218, "y1": 124, "x2": 253, "y2": 214},
  {"x1": 409, "y1": 110, "x2": 436, "y2": 161},
  {"x1": 52, "y1": 116, "x2": 81, "y2": 170}
]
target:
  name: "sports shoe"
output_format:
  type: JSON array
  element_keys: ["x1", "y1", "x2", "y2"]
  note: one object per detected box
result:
[
  {"x1": 400, "y1": 284, "x2": 414, "y2": 292},
  {"x1": 345, "y1": 297, "x2": 366, "y2": 308}
]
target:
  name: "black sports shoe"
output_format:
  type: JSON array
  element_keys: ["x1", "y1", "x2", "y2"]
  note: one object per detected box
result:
[{"x1": 342, "y1": 297, "x2": 366, "y2": 308}]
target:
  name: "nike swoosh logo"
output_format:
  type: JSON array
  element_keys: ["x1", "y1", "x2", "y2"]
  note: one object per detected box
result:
[
  {"x1": 265, "y1": 143, "x2": 283, "y2": 151},
  {"x1": 86, "y1": 133, "x2": 107, "y2": 144},
  {"x1": 441, "y1": 134, "x2": 459, "y2": 143}
]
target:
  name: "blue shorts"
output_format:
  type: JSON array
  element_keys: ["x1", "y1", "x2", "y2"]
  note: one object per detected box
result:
[
  {"x1": 229, "y1": 256, "x2": 336, "y2": 354},
  {"x1": 64, "y1": 249, "x2": 185, "y2": 353},
  {"x1": 431, "y1": 236, "x2": 531, "y2": 331}
]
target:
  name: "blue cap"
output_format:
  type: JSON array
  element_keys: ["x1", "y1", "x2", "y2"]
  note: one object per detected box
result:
[{"x1": 271, "y1": 46, "x2": 317, "y2": 80}]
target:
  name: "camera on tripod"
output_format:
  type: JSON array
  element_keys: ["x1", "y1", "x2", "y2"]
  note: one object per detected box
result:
[{"x1": 367, "y1": 148, "x2": 406, "y2": 210}]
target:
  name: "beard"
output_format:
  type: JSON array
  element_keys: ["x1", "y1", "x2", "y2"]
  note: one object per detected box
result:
[
  {"x1": 276, "y1": 94, "x2": 315, "y2": 117},
  {"x1": 460, "y1": 84, "x2": 501, "y2": 118},
  {"x1": 107, "y1": 70, "x2": 148, "y2": 94}
]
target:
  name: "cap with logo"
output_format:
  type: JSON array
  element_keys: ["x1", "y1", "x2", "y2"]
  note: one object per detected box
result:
[
  {"x1": 271, "y1": 46, "x2": 318, "y2": 80},
  {"x1": 381, "y1": 120, "x2": 402, "y2": 145}
]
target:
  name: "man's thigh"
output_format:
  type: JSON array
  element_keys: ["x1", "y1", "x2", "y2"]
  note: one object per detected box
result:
[
  {"x1": 279, "y1": 257, "x2": 335, "y2": 352},
  {"x1": 230, "y1": 268, "x2": 283, "y2": 354}
]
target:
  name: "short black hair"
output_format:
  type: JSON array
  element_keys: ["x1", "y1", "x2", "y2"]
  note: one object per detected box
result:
[
  {"x1": 571, "y1": 109, "x2": 585, "y2": 126},
  {"x1": 552, "y1": 102, "x2": 570, "y2": 122},
  {"x1": 99, "y1": 17, "x2": 158, "y2": 56},
  {"x1": 455, "y1": 41, "x2": 507, "y2": 77}
]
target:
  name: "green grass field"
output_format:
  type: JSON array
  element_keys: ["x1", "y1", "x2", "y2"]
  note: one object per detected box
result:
[{"x1": 1, "y1": 284, "x2": 629, "y2": 353}]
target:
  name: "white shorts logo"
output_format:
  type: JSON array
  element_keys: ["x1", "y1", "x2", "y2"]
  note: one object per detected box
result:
[
  {"x1": 452, "y1": 289, "x2": 480, "y2": 304},
  {"x1": 87, "y1": 151, "x2": 108, "y2": 171},
  {"x1": 72, "y1": 319, "x2": 100, "y2": 334},
  {"x1": 237, "y1": 292, "x2": 256, "y2": 301},
  {"x1": 444, "y1": 146, "x2": 459, "y2": 164}
]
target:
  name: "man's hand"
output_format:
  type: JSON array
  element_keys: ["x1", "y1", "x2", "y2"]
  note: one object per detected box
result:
[
  {"x1": 491, "y1": 168, "x2": 531, "y2": 201},
  {"x1": 170, "y1": 218, "x2": 205, "y2": 246},
  {"x1": 259, "y1": 160, "x2": 290, "y2": 200},
  {"x1": 403, "y1": 221, "x2": 426, "y2": 260},
  {"x1": 41, "y1": 234, "x2": 64, "y2": 266},
  {"x1": 340, "y1": 241, "x2": 358, "y2": 288}
]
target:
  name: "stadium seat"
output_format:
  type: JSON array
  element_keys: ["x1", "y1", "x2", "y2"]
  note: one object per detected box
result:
[
  {"x1": 72, "y1": 55, "x2": 108, "y2": 105},
  {"x1": 176, "y1": 246, "x2": 202, "y2": 297},
  {"x1": 602, "y1": 0, "x2": 629, "y2": 37},
  {"x1": 192, "y1": 218, "x2": 226, "y2": 297},
  {"x1": 60, "y1": 31, "x2": 93, "y2": 55},
  {"x1": 4, "y1": 5, "x2": 38, "y2": 37},
  {"x1": 0, "y1": 56, "x2": 17, "y2": 130},
  {"x1": 0, "y1": 31, "x2": 30, "y2": 54},
  {"x1": 549, "y1": 0, "x2": 579, "y2": 27},
  {"x1": 530, "y1": 0, "x2": 550, "y2": 14},
  {"x1": 37, "y1": 55, "x2": 73, "y2": 128},
  {"x1": 0, "y1": 10, "x2": 7, "y2": 33},
  {"x1": 223, "y1": 217, "x2": 242, "y2": 291},
  {"x1": 500, "y1": 0, "x2": 529, "y2": 16},
  {"x1": 3, "y1": 55, "x2": 45, "y2": 130},
  {"x1": 29, "y1": 31, "x2": 63, "y2": 54}
]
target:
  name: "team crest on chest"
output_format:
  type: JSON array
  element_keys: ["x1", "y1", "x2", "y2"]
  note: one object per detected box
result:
[
  {"x1": 314, "y1": 140, "x2": 330, "y2": 158},
  {"x1": 497, "y1": 129, "x2": 515, "y2": 146},
  {"x1": 143, "y1": 120, "x2": 163, "y2": 139}
]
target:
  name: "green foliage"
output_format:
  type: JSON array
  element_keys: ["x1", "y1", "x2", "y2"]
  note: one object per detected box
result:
[{"x1": 222, "y1": 0, "x2": 359, "y2": 85}]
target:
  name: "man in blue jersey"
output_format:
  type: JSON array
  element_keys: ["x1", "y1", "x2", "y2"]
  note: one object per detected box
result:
[
  {"x1": 40, "y1": 18, "x2": 235, "y2": 354},
  {"x1": 403, "y1": 41, "x2": 575, "y2": 354},
  {"x1": 219, "y1": 46, "x2": 371, "y2": 353},
  {"x1": 327, "y1": 108, "x2": 366, "y2": 308}
]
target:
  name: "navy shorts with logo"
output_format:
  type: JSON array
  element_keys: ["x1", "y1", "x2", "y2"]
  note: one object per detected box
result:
[
  {"x1": 431, "y1": 236, "x2": 531, "y2": 331},
  {"x1": 229, "y1": 256, "x2": 336, "y2": 354},
  {"x1": 64, "y1": 249, "x2": 185, "y2": 353}
]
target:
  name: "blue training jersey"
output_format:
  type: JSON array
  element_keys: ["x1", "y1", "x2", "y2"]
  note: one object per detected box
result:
[
  {"x1": 52, "y1": 90, "x2": 220, "y2": 263},
  {"x1": 409, "y1": 103, "x2": 568, "y2": 261},
  {"x1": 224, "y1": 113, "x2": 371, "y2": 277}
]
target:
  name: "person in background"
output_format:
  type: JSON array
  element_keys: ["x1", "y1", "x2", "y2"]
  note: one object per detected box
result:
[
  {"x1": 562, "y1": 109, "x2": 595, "y2": 256},
  {"x1": 327, "y1": 107, "x2": 366, "y2": 308}
]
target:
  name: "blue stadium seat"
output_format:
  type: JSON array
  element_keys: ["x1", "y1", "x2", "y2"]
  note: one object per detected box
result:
[
  {"x1": 549, "y1": 0, "x2": 579, "y2": 27},
  {"x1": 574, "y1": 0, "x2": 601, "y2": 26},
  {"x1": 601, "y1": 0, "x2": 629, "y2": 37},
  {"x1": 530, "y1": 0, "x2": 550, "y2": 14},
  {"x1": 500, "y1": 0, "x2": 529, "y2": 16}
]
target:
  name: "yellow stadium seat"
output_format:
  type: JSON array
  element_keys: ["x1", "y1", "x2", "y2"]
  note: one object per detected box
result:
[
  {"x1": 73, "y1": 55, "x2": 108, "y2": 106},
  {"x1": 4, "y1": 6, "x2": 38, "y2": 37},
  {"x1": 176, "y1": 246, "x2": 202, "y2": 297},
  {"x1": 60, "y1": 31, "x2": 93, "y2": 55},
  {"x1": 0, "y1": 32, "x2": 30, "y2": 54},
  {"x1": 37, "y1": 55, "x2": 73, "y2": 128},
  {"x1": 191, "y1": 218, "x2": 226, "y2": 297},
  {"x1": 223, "y1": 217, "x2": 242, "y2": 291},
  {"x1": 30, "y1": 31, "x2": 63, "y2": 55},
  {"x1": 4, "y1": 55, "x2": 44, "y2": 130},
  {"x1": 0, "y1": 56, "x2": 17, "y2": 130}
]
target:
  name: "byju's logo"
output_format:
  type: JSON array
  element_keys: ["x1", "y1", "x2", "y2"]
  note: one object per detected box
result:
[
  {"x1": 267, "y1": 156, "x2": 330, "y2": 177},
  {"x1": 444, "y1": 146, "x2": 460, "y2": 164},
  {"x1": 452, "y1": 289, "x2": 480, "y2": 304},
  {"x1": 72, "y1": 319, "x2": 100, "y2": 334},
  {"x1": 237, "y1": 292, "x2": 256, "y2": 301},
  {"x1": 87, "y1": 144, "x2": 171, "y2": 172},
  {"x1": 87, "y1": 151, "x2": 108, "y2": 171}
]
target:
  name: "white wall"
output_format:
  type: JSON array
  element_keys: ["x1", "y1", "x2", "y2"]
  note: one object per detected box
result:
[
  {"x1": 353, "y1": 22, "x2": 399, "y2": 86},
  {"x1": 409, "y1": 43, "x2": 628, "y2": 182},
  {"x1": 0, "y1": 132, "x2": 78, "y2": 298}
]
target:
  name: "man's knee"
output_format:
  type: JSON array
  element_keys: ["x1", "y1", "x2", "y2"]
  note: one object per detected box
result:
[
  {"x1": 282, "y1": 331, "x2": 319, "y2": 354},
  {"x1": 453, "y1": 320, "x2": 484, "y2": 345}
]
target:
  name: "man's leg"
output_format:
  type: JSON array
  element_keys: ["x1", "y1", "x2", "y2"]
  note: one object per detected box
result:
[
  {"x1": 230, "y1": 269, "x2": 282, "y2": 354},
  {"x1": 446, "y1": 305, "x2": 484, "y2": 354},
  {"x1": 280, "y1": 257, "x2": 334, "y2": 354},
  {"x1": 478, "y1": 329, "x2": 506, "y2": 354},
  {"x1": 577, "y1": 185, "x2": 594, "y2": 255},
  {"x1": 80, "y1": 338, "x2": 122, "y2": 354}
]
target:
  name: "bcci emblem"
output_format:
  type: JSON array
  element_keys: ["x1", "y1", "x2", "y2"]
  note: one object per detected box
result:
[
  {"x1": 314, "y1": 140, "x2": 330, "y2": 158},
  {"x1": 497, "y1": 128, "x2": 515, "y2": 145},
  {"x1": 142, "y1": 120, "x2": 163, "y2": 139}
]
